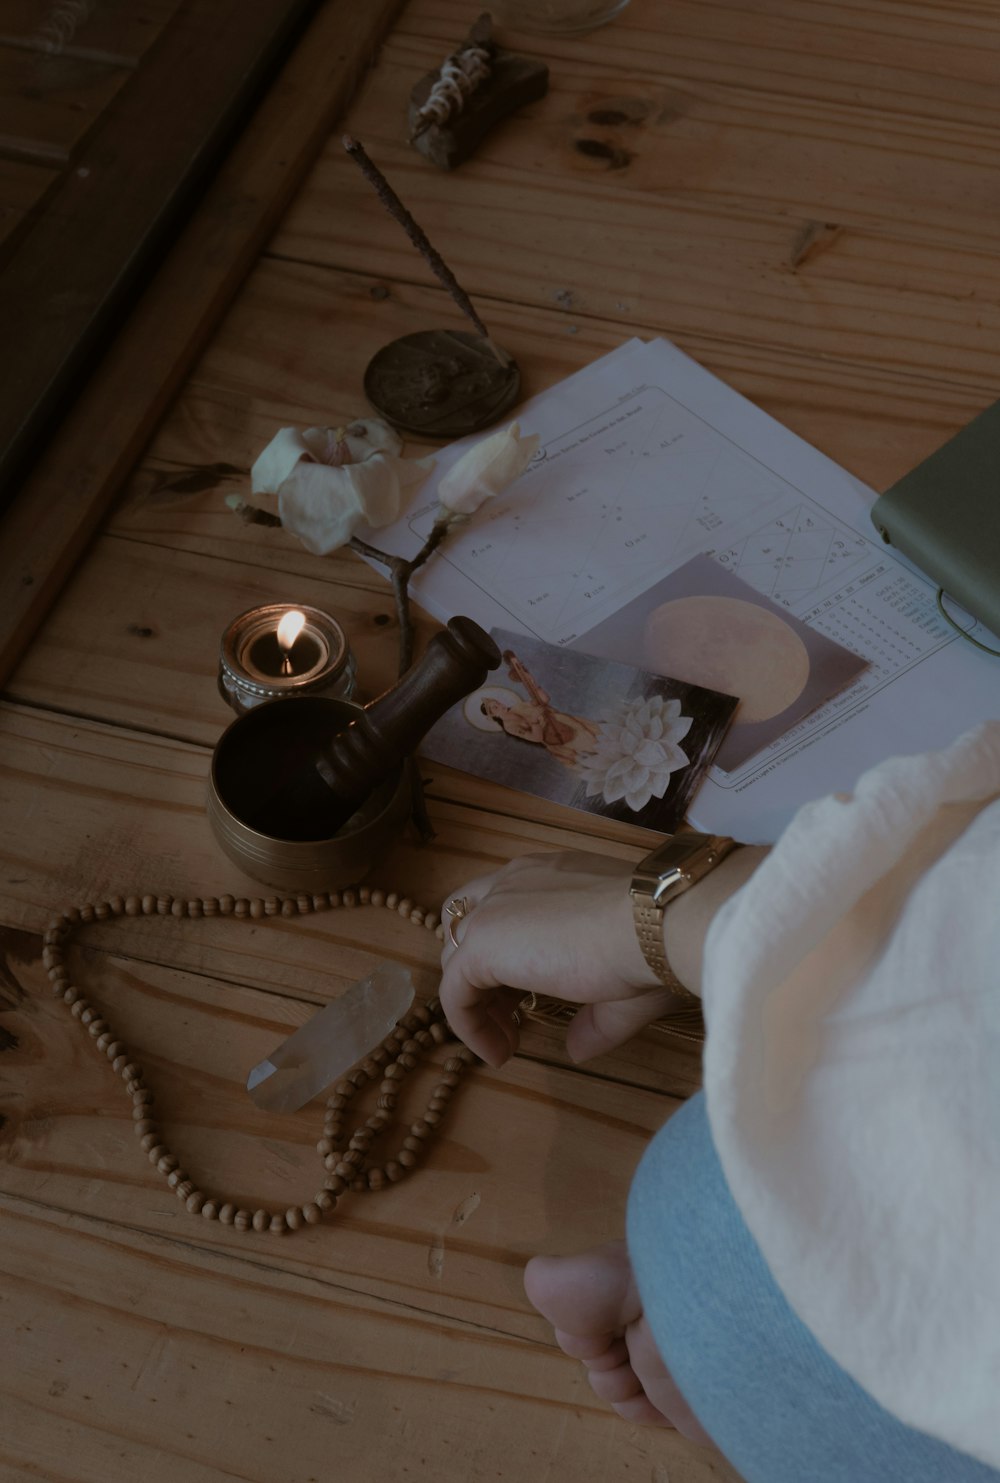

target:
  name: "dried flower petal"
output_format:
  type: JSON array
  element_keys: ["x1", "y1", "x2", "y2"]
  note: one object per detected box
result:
[
  {"x1": 247, "y1": 420, "x2": 433, "y2": 554},
  {"x1": 436, "y1": 421, "x2": 540, "y2": 516}
]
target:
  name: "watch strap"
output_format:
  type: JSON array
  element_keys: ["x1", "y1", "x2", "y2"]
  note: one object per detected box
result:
[{"x1": 630, "y1": 833, "x2": 737, "y2": 998}]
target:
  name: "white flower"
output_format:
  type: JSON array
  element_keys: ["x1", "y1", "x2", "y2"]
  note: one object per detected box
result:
[
  {"x1": 435, "y1": 421, "x2": 540, "y2": 517},
  {"x1": 576, "y1": 695, "x2": 693, "y2": 812},
  {"x1": 248, "y1": 420, "x2": 433, "y2": 555}
]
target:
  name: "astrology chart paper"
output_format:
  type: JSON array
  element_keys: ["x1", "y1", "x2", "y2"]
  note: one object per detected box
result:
[{"x1": 365, "y1": 337, "x2": 1000, "y2": 840}]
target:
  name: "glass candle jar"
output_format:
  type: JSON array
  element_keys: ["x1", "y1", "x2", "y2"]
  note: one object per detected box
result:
[{"x1": 218, "y1": 604, "x2": 357, "y2": 715}]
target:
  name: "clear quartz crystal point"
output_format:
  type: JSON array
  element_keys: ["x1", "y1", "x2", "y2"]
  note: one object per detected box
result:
[{"x1": 246, "y1": 961, "x2": 414, "y2": 1113}]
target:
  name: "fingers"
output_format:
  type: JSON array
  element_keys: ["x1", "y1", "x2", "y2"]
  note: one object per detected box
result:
[{"x1": 565, "y1": 988, "x2": 685, "y2": 1062}]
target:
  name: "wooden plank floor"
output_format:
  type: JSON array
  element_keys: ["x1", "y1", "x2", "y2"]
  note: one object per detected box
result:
[{"x1": 3, "y1": 1, "x2": 1000, "y2": 1479}]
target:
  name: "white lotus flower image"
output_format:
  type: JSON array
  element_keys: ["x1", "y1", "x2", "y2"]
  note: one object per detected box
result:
[{"x1": 576, "y1": 694, "x2": 693, "y2": 811}]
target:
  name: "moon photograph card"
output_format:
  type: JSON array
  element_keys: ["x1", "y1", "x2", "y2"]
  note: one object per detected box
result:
[
  {"x1": 575, "y1": 553, "x2": 868, "y2": 771},
  {"x1": 420, "y1": 628, "x2": 738, "y2": 831}
]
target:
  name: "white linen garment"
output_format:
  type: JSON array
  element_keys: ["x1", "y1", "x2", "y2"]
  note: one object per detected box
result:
[{"x1": 702, "y1": 722, "x2": 1000, "y2": 1468}]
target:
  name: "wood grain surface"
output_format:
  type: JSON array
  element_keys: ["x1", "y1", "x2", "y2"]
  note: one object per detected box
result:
[{"x1": 3, "y1": 0, "x2": 998, "y2": 1478}]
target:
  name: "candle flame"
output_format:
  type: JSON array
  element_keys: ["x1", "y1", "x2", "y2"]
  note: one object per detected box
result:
[{"x1": 277, "y1": 610, "x2": 306, "y2": 652}]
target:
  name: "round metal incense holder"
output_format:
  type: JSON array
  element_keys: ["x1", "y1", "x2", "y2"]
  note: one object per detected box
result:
[{"x1": 207, "y1": 697, "x2": 409, "y2": 891}]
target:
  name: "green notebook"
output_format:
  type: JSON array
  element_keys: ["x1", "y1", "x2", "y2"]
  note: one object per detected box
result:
[{"x1": 871, "y1": 400, "x2": 1000, "y2": 637}]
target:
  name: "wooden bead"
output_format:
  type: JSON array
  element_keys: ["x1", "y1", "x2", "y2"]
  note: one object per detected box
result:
[
  {"x1": 87, "y1": 1018, "x2": 108, "y2": 1038},
  {"x1": 377, "y1": 1095, "x2": 396, "y2": 1111},
  {"x1": 63, "y1": 907, "x2": 82, "y2": 925},
  {"x1": 429, "y1": 1022, "x2": 449, "y2": 1044},
  {"x1": 423, "y1": 913, "x2": 439, "y2": 932},
  {"x1": 333, "y1": 1160, "x2": 355, "y2": 1179},
  {"x1": 297, "y1": 894, "x2": 313, "y2": 913},
  {"x1": 351, "y1": 1175, "x2": 367, "y2": 1192},
  {"x1": 358, "y1": 886, "x2": 371, "y2": 904},
  {"x1": 370, "y1": 889, "x2": 385, "y2": 907},
  {"x1": 402, "y1": 1136, "x2": 423, "y2": 1154},
  {"x1": 156, "y1": 896, "x2": 173, "y2": 915},
  {"x1": 167, "y1": 1169, "x2": 186, "y2": 1189},
  {"x1": 315, "y1": 1190, "x2": 337, "y2": 1213},
  {"x1": 414, "y1": 1030, "x2": 434, "y2": 1049},
  {"x1": 62, "y1": 987, "x2": 79, "y2": 1005},
  {"x1": 401, "y1": 1039, "x2": 421, "y2": 1056},
  {"x1": 148, "y1": 1145, "x2": 168, "y2": 1164},
  {"x1": 79, "y1": 1006, "x2": 97, "y2": 1026},
  {"x1": 323, "y1": 1154, "x2": 340, "y2": 1172},
  {"x1": 234, "y1": 899, "x2": 250, "y2": 917},
  {"x1": 342, "y1": 889, "x2": 357, "y2": 908},
  {"x1": 311, "y1": 894, "x2": 329, "y2": 911},
  {"x1": 438, "y1": 1072, "x2": 460, "y2": 1089},
  {"x1": 348, "y1": 1133, "x2": 371, "y2": 1152},
  {"x1": 104, "y1": 1041, "x2": 126, "y2": 1061},
  {"x1": 95, "y1": 1032, "x2": 113, "y2": 1052},
  {"x1": 140, "y1": 1132, "x2": 160, "y2": 1152},
  {"x1": 327, "y1": 891, "x2": 341, "y2": 908},
  {"x1": 385, "y1": 892, "x2": 399, "y2": 910},
  {"x1": 341, "y1": 1150, "x2": 365, "y2": 1169},
  {"x1": 316, "y1": 1138, "x2": 335, "y2": 1158},
  {"x1": 132, "y1": 1088, "x2": 154, "y2": 1107},
  {"x1": 109, "y1": 896, "x2": 125, "y2": 916},
  {"x1": 409, "y1": 908, "x2": 425, "y2": 926},
  {"x1": 133, "y1": 1119, "x2": 156, "y2": 1138},
  {"x1": 157, "y1": 1154, "x2": 179, "y2": 1175},
  {"x1": 170, "y1": 900, "x2": 186, "y2": 918},
  {"x1": 456, "y1": 1046, "x2": 477, "y2": 1065},
  {"x1": 397, "y1": 1149, "x2": 417, "y2": 1168},
  {"x1": 301, "y1": 1202, "x2": 322, "y2": 1226},
  {"x1": 132, "y1": 1103, "x2": 152, "y2": 1121},
  {"x1": 78, "y1": 905, "x2": 96, "y2": 923},
  {"x1": 219, "y1": 895, "x2": 235, "y2": 915},
  {"x1": 121, "y1": 1062, "x2": 140, "y2": 1082},
  {"x1": 398, "y1": 1053, "x2": 417, "y2": 1071},
  {"x1": 281, "y1": 899, "x2": 296, "y2": 918},
  {"x1": 253, "y1": 1209, "x2": 269, "y2": 1233},
  {"x1": 397, "y1": 898, "x2": 413, "y2": 918},
  {"x1": 423, "y1": 1110, "x2": 442, "y2": 1127},
  {"x1": 141, "y1": 895, "x2": 157, "y2": 915},
  {"x1": 383, "y1": 1063, "x2": 405, "y2": 1081},
  {"x1": 201, "y1": 1200, "x2": 220, "y2": 1220},
  {"x1": 234, "y1": 1210, "x2": 252, "y2": 1231},
  {"x1": 360, "y1": 1057, "x2": 381, "y2": 1079},
  {"x1": 125, "y1": 896, "x2": 142, "y2": 916},
  {"x1": 263, "y1": 897, "x2": 279, "y2": 916},
  {"x1": 366, "y1": 1112, "x2": 390, "y2": 1132},
  {"x1": 347, "y1": 1068, "x2": 368, "y2": 1089},
  {"x1": 326, "y1": 1093, "x2": 349, "y2": 1111},
  {"x1": 269, "y1": 1214, "x2": 287, "y2": 1234},
  {"x1": 384, "y1": 1161, "x2": 404, "y2": 1183},
  {"x1": 218, "y1": 1203, "x2": 235, "y2": 1225},
  {"x1": 333, "y1": 1079, "x2": 356, "y2": 1098},
  {"x1": 94, "y1": 902, "x2": 112, "y2": 921},
  {"x1": 410, "y1": 1120, "x2": 431, "y2": 1139},
  {"x1": 430, "y1": 1088, "x2": 452, "y2": 1107},
  {"x1": 202, "y1": 898, "x2": 219, "y2": 916},
  {"x1": 186, "y1": 1191, "x2": 205, "y2": 1214},
  {"x1": 285, "y1": 1206, "x2": 303, "y2": 1231},
  {"x1": 367, "y1": 1168, "x2": 385, "y2": 1191},
  {"x1": 324, "y1": 1174, "x2": 348, "y2": 1195},
  {"x1": 369, "y1": 1046, "x2": 390, "y2": 1067},
  {"x1": 125, "y1": 1077, "x2": 145, "y2": 1095},
  {"x1": 249, "y1": 899, "x2": 265, "y2": 919},
  {"x1": 175, "y1": 1180, "x2": 196, "y2": 1200},
  {"x1": 443, "y1": 1057, "x2": 465, "y2": 1074}
]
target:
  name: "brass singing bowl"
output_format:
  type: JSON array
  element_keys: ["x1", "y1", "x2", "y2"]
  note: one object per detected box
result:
[{"x1": 207, "y1": 696, "x2": 410, "y2": 891}]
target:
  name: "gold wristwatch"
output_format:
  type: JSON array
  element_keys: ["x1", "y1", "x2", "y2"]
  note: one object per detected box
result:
[{"x1": 629, "y1": 833, "x2": 737, "y2": 998}]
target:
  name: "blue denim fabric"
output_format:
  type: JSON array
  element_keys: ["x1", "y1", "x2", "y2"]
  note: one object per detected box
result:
[{"x1": 627, "y1": 1093, "x2": 997, "y2": 1483}]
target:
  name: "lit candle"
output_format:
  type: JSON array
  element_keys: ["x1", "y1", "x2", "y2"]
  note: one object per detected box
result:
[{"x1": 218, "y1": 604, "x2": 357, "y2": 715}]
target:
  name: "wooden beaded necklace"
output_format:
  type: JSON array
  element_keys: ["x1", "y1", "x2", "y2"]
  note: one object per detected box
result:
[{"x1": 41, "y1": 884, "x2": 476, "y2": 1236}]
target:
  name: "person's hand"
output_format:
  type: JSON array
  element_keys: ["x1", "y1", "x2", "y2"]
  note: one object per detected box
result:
[{"x1": 438, "y1": 852, "x2": 687, "y2": 1068}]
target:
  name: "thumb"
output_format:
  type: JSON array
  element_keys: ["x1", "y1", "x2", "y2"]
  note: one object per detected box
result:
[{"x1": 565, "y1": 989, "x2": 691, "y2": 1063}]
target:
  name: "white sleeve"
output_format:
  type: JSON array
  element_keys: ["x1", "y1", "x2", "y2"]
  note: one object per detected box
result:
[{"x1": 701, "y1": 721, "x2": 1000, "y2": 1469}]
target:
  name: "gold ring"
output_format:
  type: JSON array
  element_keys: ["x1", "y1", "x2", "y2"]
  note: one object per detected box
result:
[{"x1": 444, "y1": 896, "x2": 469, "y2": 949}]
